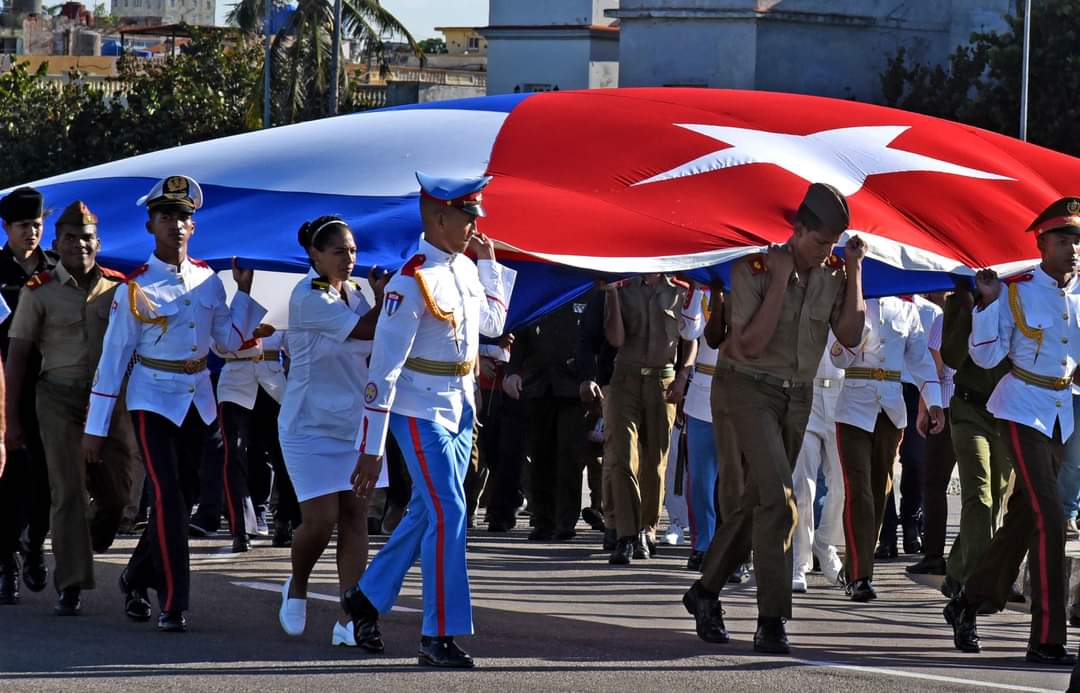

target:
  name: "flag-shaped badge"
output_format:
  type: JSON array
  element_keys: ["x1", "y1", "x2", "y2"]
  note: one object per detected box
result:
[{"x1": 384, "y1": 291, "x2": 403, "y2": 317}]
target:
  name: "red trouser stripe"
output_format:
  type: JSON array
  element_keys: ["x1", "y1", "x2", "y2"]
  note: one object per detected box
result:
[
  {"x1": 409, "y1": 417, "x2": 447, "y2": 636},
  {"x1": 684, "y1": 439, "x2": 698, "y2": 547},
  {"x1": 1008, "y1": 421, "x2": 1051, "y2": 644},
  {"x1": 218, "y1": 405, "x2": 239, "y2": 535},
  {"x1": 137, "y1": 411, "x2": 176, "y2": 611},
  {"x1": 835, "y1": 423, "x2": 860, "y2": 580}
]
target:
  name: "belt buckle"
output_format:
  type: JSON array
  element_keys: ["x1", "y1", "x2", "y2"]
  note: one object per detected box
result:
[
  {"x1": 182, "y1": 360, "x2": 200, "y2": 374},
  {"x1": 781, "y1": 379, "x2": 793, "y2": 389},
  {"x1": 871, "y1": 368, "x2": 885, "y2": 380}
]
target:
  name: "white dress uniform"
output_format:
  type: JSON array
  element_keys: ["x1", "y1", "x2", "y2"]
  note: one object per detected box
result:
[
  {"x1": 355, "y1": 235, "x2": 515, "y2": 639},
  {"x1": 277, "y1": 269, "x2": 386, "y2": 502},
  {"x1": 0, "y1": 293, "x2": 10, "y2": 324},
  {"x1": 216, "y1": 331, "x2": 286, "y2": 409}
]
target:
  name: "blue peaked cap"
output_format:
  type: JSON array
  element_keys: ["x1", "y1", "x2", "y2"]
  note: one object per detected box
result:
[{"x1": 415, "y1": 171, "x2": 492, "y2": 217}]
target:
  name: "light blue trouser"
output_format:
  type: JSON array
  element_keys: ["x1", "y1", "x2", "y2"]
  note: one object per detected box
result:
[
  {"x1": 685, "y1": 415, "x2": 719, "y2": 552},
  {"x1": 1058, "y1": 394, "x2": 1080, "y2": 519},
  {"x1": 359, "y1": 407, "x2": 475, "y2": 637}
]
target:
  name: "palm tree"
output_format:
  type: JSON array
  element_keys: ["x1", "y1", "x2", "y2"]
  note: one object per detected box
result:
[{"x1": 227, "y1": 0, "x2": 422, "y2": 125}]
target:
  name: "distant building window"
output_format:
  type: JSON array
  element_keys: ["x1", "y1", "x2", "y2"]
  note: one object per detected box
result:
[{"x1": 467, "y1": 37, "x2": 479, "y2": 49}]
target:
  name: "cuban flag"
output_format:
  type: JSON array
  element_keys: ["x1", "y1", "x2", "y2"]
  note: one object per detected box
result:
[{"x1": 9, "y1": 88, "x2": 1080, "y2": 328}]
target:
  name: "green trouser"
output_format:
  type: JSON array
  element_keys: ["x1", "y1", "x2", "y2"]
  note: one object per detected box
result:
[
  {"x1": 700, "y1": 370, "x2": 810, "y2": 619},
  {"x1": 606, "y1": 365, "x2": 677, "y2": 538},
  {"x1": 835, "y1": 413, "x2": 904, "y2": 582},
  {"x1": 945, "y1": 394, "x2": 1011, "y2": 584}
]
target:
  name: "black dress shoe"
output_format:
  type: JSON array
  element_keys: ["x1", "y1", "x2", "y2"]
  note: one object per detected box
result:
[
  {"x1": 874, "y1": 542, "x2": 898, "y2": 560},
  {"x1": 602, "y1": 528, "x2": 617, "y2": 551},
  {"x1": 232, "y1": 534, "x2": 251, "y2": 553},
  {"x1": 848, "y1": 578, "x2": 877, "y2": 602},
  {"x1": 902, "y1": 522, "x2": 923, "y2": 555},
  {"x1": 681, "y1": 581, "x2": 729, "y2": 643},
  {"x1": 341, "y1": 586, "x2": 384, "y2": 653},
  {"x1": 55, "y1": 587, "x2": 81, "y2": 616},
  {"x1": 753, "y1": 616, "x2": 790, "y2": 654},
  {"x1": 528, "y1": 528, "x2": 555, "y2": 541},
  {"x1": 728, "y1": 563, "x2": 750, "y2": 584},
  {"x1": 1070, "y1": 607, "x2": 1080, "y2": 628},
  {"x1": 943, "y1": 594, "x2": 980, "y2": 652},
  {"x1": 21, "y1": 549, "x2": 47, "y2": 593},
  {"x1": 609, "y1": 537, "x2": 634, "y2": 565},
  {"x1": 686, "y1": 550, "x2": 704, "y2": 572},
  {"x1": 1008, "y1": 582, "x2": 1026, "y2": 603},
  {"x1": 486, "y1": 520, "x2": 514, "y2": 533},
  {"x1": 632, "y1": 533, "x2": 650, "y2": 560},
  {"x1": 553, "y1": 529, "x2": 577, "y2": 541},
  {"x1": 1026, "y1": 643, "x2": 1077, "y2": 666},
  {"x1": 643, "y1": 533, "x2": 658, "y2": 558},
  {"x1": 906, "y1": 555, "x2": 946, "y2": 575},
  {"x1": 418, "y1": 636, "x2": 475, "y2": 668},
  {"x1": 0, "y1": 558, "x2": 19, "y2": 605},
  {"x1": 187, "y1": 518, "x2": 216, "y2": 537},
  {"x1": 119, "y1": 570, "x2": 151, "y2": 622},
  {"x1": 157, "y1": 610, "x2": 187, "y2": 632},
  {"x1": 272, "y1": 523, "x2": 293, "y2": 548},
  {"x1": 581, "y1": 507, "x2": 605, "y2": 531}
]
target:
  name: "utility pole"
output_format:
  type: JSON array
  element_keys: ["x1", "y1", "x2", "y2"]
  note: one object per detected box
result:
[
  {"x1": 263, "y1": 0, "x2": 271, "y2": 128},
  {"x1": 328, "y1": 0, "x2": 342, "y2": 115},
  {"x1": 1019, "y1": 0, "x2": 1032, "y2": 140}
]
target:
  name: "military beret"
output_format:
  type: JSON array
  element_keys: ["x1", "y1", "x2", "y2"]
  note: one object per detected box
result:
[
  {"x1": 798, "y1": 182, "x2": 850, "y2": 233},
  {"x1": 56, "y1": 200, "x2": 98, "y2": 228},
  {"x1": 416, "y1": 171, "x2": 491, "y2": 218},
  {"x1": 1027, "y1": 197, "x2": 1080, "y2": 236},
  {"x1": 0, "y1": 187, "x2": 44, "y2": 223},
  {"x1": 137, "y1": 175, "x2": 203, "y2": 212}
]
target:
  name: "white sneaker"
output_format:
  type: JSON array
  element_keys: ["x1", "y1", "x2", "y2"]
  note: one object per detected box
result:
[
  {"x1": 332, "y1": 621, "x2": 356, "y2": 647},
  {"x1": 1067, "y1": 517, "x2": 1080, "y2": 540},
  {"x1": 792, "y1": 568, "x2": 808, "y2": 593},
  {"x1": 816, "y1": 545, "x2": 844, "y2": 586},
  {"x1": 279, "y1": 576, "x2": 306, "y2": 636},
  {"x1": 664, "y1": 522, "x2": 685, "y2": 546}
]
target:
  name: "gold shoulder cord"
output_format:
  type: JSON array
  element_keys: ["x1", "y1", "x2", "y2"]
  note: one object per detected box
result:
[
  {"x1": 413, "y1": 271, "x2": 458, "y2": 330},
  {"x1": 701, "y1": 290, "x2": 711, "y2": 324},
  {"x1": 128, "y1": 281, "x2": 168, "y2": 335},
  {"x1": 1008, "y1": 281, "x2": 1043, "y2": 359}
]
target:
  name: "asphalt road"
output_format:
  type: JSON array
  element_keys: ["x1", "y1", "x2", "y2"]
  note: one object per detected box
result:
[{"x1": 0, "y1": 515, "x2": 1075, "y2": 693}]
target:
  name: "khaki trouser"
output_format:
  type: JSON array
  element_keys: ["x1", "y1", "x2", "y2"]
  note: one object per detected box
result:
[
  {"x1": 606, "y1": 364, "x2": 677, "y2": 538},
  {"x1": 835, "y1": 413, "x2": 904, "y2": 582},
  {"x1": 710, "y1": 379, "x2": 746, "y2": 521},
  {"x1": 945, "y1": 394, "x2": 1011, "y2": 584},
  {"x1": 36, "y1": 378, "x2": 139, "y2": 591},
  {"x1": 700, "y1": 370, "x2": 811, "y2": 619}
]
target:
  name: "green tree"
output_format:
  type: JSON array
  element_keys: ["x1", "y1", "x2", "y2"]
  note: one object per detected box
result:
[
  {"x1": 227, "y1": 0, "x2": 422, "y2": 125},
  {"x1": 881, "y1": 0, "x2": 1080, "y2": 156},
  {"x1": 418, "y1": 37, "x2": 446, "y2": 54}
]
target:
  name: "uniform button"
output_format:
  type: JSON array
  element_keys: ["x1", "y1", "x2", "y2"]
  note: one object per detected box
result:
[
  {"x1": 188, "y1": 386, "x2": 195, "y2": 393},
  {"x1": 191, "y1": 345, "x2": 198, "y2": 352},
  {"x1": 1065, "y1": 313, "x2": 1070, "y2": 320},
  {"x1": 1057, "y1": 400, "x2": 1063, "y2": 408},
  {"x1": 184, "y1": 299, "x2": 191, "y2": 306},
  {"x1": 1064, "y1": 337, "x2": 1070, "y2": 344},
  {"x1": 189, "y1": 322, "x2": 195, "y2": 328},
  {"x1": 1063, "y1": 360, "x2": 1069, "y2": 366}
]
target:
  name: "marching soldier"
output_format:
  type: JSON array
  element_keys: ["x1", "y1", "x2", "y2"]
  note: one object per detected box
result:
[
  {"x1": 5, "y1": 201, "x2": 140, "y2": 616},
  {"x1": 344, "y1": 172, "x2": 515, "y2": 668},
  {"x1": 0, "y1": 186, "x2": 57, "y2": 605},
  {"x1": 79, "y1": 175, "x2": 267, "y2": 633},
  {"x1": 945, "y1": 197, "x2": 1080, "y2": 666},
  {"x1": 682, "y1": 182, "x2": 866, "y2": 654},
  {"x1": 831, "y1": 295, "x2": 944, "y2": 601}
]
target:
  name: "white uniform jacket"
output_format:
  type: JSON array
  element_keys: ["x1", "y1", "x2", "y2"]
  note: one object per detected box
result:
[
  {"x1": 357, "y1": 240, "x2": 516, "y2": 457},
  {"x1": 679, "y1": 285, "x2": 717, "y2": 423},
  {"x1": 970, "y1": 267, "x2": 1080, "y2": 440},
  {"x1": 215, "y1": 331, "x2": 286, "y2": 409},
  {"x1": 278, "y1": 270, "x2": 372, "y2": 442},
  {"x1": 832, "y1": 296, "x2": 941, "y2": 433},
  {"x1": 86, "y1": 254, "x2": 266, "y2": 436}
]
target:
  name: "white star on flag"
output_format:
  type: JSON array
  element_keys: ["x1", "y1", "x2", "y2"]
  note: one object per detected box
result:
[{"x1": 632, "y1": 124, "x2": 1014, "y2": 196}]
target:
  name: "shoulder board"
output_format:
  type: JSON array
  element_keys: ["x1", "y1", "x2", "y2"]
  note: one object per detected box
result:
[
  {"x1": 898, "y1": 294, "x2": 914, "y2": 302},
  {"x1": 825, "y1": 252, "x2": 844, "y2": 270},
  {"x1": 747, "y1": 253, "x2": 767, "y2": 275},
  {"x1": 25, "y1": 271, "x2": 51, "y2": 290},
  {"x1": 346, "y1": 279, "x2": 359, "y2": 291},
  {"x1": 99, "y1": 266, "x2": 126, "y2": 281},
  {"x1": 189, "y1": 257, "x2": 210, "y2": 268},
  {"x1": 1002, "y1": 272, "x2": 1033, "y2": 285},
  {"x1": 400, "y1": 254, "x2": 426, "y2": 277},
  {"x1": 125, "y1": 264, "x2": 150, "y2": 281},
  {"x1": 671, "y1": 277, "x2": 690, "y2": 290},
  {"x1": 311, "y1": 279, "x2": 331, "y2": 292}
]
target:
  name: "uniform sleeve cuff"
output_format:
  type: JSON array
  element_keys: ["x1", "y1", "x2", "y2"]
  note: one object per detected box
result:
[
  {"x1": 85, "y1": 394, "x2": 118, "y2": 437},
  {"x1": 230, "y1": 291, "x2": 269, "y2": 337},
  {"x1": 357, "y1": 407, "x2": 391, "y2": 457}
]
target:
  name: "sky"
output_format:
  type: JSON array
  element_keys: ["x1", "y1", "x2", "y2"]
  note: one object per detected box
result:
[{"x1": 213, "y1": 0, "x2": 489, "y2": 38}]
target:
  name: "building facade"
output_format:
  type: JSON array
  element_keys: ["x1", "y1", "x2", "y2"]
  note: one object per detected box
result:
[{"x1": 110, "y1": 0, "x2": 215, "y2": 27}]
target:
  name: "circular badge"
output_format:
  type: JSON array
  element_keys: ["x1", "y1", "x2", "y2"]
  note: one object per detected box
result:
[{"x1": 364, "y1": 382, "x2": 378, "y2": 404}]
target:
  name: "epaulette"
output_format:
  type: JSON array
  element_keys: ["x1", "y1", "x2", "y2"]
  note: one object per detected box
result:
[
  {"x1": 189, "y1": 257, "x2": 210, "y2": 268},
  {"x1": 25, "y1": 271, "x2": 51, "y2": 290},
  {"x1": 125, "y1": 264, "x2": 150, "y2": 281},
  {"x1": 898, "y1": 294, "x2": 914, "y2": 302},
  {"x1": 825, "y1": 252, "x2": 844, "y2": 270},
  {"x1": 312, "y1": 278, "x2": 331, "y2": 292},
  {"x1": 346, "y1": 279, "x2": 360, "y2": 291},
  {"x1": 1002, "y1": 272, "x2": 1033, "y2": 285},
  {"x1": 748, "y1": 253, "x2": 767, "y2": 275},
  {"x1": 400, "y1": 254, "x2": 426, "y2": 277},
  {"x1": 99, "y1": 266, "x2": 126, "y2": 281}
]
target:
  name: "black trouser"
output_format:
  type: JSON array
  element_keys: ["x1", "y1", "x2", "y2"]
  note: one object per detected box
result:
[
  {"x1": 219, "y1": 402, "x2": 256, "y2": 537},
  {"x1": 481, "y1": 389, "x2": 528, "y2": 525},
  {"x1": 189, "y1": 411, "x2": 230, "y2": 532},
  {"x1": 526, "y1": 396, "x2": 588, "y2": 533},
  {"x1": 0, "y1": 393, "x2": 49, "y2": 559},
  {"x1": 244, "y1": 388, "x2": 300, "y2": 529},
  {"x1": 126, "y1": 407, "x2": 206, "y2": 612},
  {"x1": 880, "y1": 383, "x2": 924, "y2": 546},
  {"x1": 921, "y1": 412, "x2": 955, "y2": 558}
]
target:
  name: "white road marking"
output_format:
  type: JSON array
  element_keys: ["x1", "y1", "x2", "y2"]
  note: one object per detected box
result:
[
  {"x1": 798, "y1": 657, "x2": 1061, "y2": 692},
  {"x1": 231, "y1": 580, "x2": 421, "y2": 613}
]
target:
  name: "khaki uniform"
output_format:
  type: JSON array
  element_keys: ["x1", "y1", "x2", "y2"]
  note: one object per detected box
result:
[
  {"x1": 9, "y1": 262, "x2": 140, "y2": 591},
  {"x1": 700, "y1": 253, "x2": 847, "y2": 619},
  {"x1": 606, "y1": 277, "x2": 686, "y2": 538}
]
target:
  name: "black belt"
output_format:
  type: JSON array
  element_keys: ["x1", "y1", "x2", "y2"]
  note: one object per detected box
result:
[
  {"x1": 720, "y1": 362, "x2": 810, "y2": 390},
  {"x1": 952, "y1": 383, "x2": 990, "y2": 410}
]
